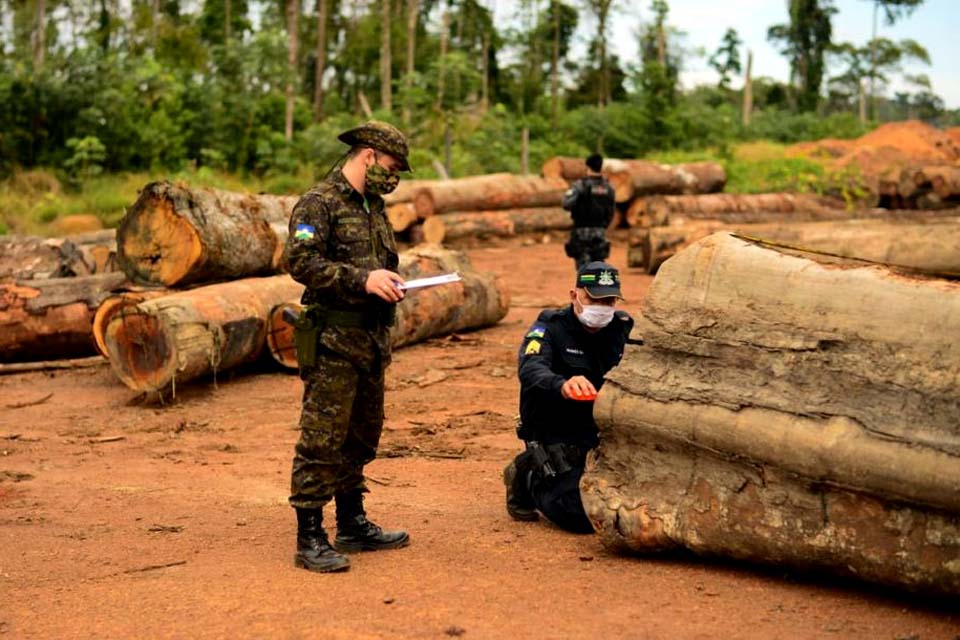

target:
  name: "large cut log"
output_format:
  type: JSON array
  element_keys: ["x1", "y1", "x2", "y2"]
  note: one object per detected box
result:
[
  {"x1": 542, "y1": 157, "x2": 726, "y2": 204},
  {"x1": 606, "y1": 161, "x2": 726, "y2": 203},
  {"x1": 412, "y1": 174, "x2": 568, "y2": 217},
  {"x1": 266, "y1": 246, "x2": 510, "y2": 369},
  {"x1": 631, "y1": 193, "x2": 839, "y2": 227},
  {"x1": 116, "y1": 181, "x2": 298, "y2": 287},
  {"x1": 421, "y1": 208, "x2": 571, "y2": 244},
  {"x1": 1, "y1": 272, "x2": 128, "y2": 362},
  {"x1": 102, "y1": 275, "x2": 304, "y2": 393},
  {"x1": 631, "y1": 214, "x2": 960, "y2": 274},
  {"x1": 584, "y1": 232, "x2": 960, "y2": 595},
  {"x1": 386, "y1": 202, "x2": 420, "y2": 233},
  {"x1": 0, "y1": 230, "x2": 118, "y2": 281},
  {"x1": 92, "y1": 290, "x2": 170, "y2": 357},
  {"x1": 383, "y1": 179, "x2": 441, "y2": 205}
]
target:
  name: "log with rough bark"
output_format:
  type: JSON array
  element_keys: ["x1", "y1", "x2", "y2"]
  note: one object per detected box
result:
[
  {"x1": 1, "y1": 272, "x2": 128, "y2": 362},
  {"x1": 542, "y1": 157, "x2": 727, "y2": 204},
  {"x1": 0, "y1": 230, "x2": 118, "y2": 281},
  {"x1": 102, "y1": 275, "x2": 304, "y2": 394},
  {"x1": 116, "y1": 181, "x2": 298, "y2": 287},
  {"x1": 412, "y1": 174, "x2": 568, "y2": 217},
  {"x1": 631, "y1": 214, "x2": 960, "y2": 274},
  {"x1": 900, "y1": 165, "x2": 960, "y2": 203},
  {"x1": 584, "y1": 232, "x2": 960, "y2": 595},
  {"x1": 606, "y1": 161, "x2": 726, "y2": 202},
  {"x1": 421, "y1": 207, "x2": 571, "y2": 244},
  {"x1": 266, "y1": 246, "x2": 510, "y2": 369},
  {"x1": 630, "y1": 193, "x2": 838, "y2": 228}
]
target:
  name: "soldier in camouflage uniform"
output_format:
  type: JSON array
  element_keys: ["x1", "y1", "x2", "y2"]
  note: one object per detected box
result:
[
  {"x1": 562, "y1": 153, "x2": 616, "y2": 271},
  {"x1": 284, "y1": 120, "x2": 412, "y2": 573}
]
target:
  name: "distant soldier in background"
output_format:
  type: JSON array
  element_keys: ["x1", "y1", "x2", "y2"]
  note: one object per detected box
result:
[
  {"x1": 284, "y1": 120, "x2": 413, "y2": 573},
  {"x1": 562, "y1": 153, "x2": 616, "y2": 271}
]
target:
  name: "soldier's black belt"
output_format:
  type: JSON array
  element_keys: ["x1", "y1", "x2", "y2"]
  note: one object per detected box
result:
[{"x1": 306, "y1": 304, "x2": 395, "y2": 330}]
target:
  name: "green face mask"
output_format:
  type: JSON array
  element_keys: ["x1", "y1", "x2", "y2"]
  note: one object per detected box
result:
[{"x1": 365, "y1": 156, "x2": 400, "y2": 196}]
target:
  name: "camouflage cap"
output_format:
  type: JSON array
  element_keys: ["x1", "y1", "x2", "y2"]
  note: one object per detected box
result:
[{"x1": 338, "y1": 120, "x2": 412, "y2": 172}]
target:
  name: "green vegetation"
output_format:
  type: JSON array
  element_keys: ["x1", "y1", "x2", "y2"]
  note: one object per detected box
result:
[{"x1": 0, "y1": 0, "x2": 953, "y2": 235}]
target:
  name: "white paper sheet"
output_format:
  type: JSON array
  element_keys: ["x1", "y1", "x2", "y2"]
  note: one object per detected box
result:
[{"x1": 398, "y1": 272, "x2": 462, "y2": 290}]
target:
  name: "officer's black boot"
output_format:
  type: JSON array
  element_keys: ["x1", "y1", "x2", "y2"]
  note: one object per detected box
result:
[
  {"x1": 294, "y1": 508, "x2": 350, "y2": 573},
  {"x1": 334, "y1": 490, "x2": 410, "y2": 552},
  {"x1": 503, "y1": 456, "x2": 538, "y2": 521}
]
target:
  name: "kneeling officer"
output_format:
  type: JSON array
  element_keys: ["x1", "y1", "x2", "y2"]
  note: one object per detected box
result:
[{"x1": 503, "y1": 262, "x2": 633, "y2": 533}]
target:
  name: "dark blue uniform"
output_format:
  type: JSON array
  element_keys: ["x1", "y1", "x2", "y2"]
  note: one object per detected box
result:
[
  {"x1": 512, "y1": 305, "x2": 633, "y2": 532},
  {"x1": 562, "y1": 175, "x2": 616, "y2": 270}
]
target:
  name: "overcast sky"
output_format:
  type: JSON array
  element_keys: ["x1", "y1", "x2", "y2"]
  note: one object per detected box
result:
[{"x1": 493, "y1": 0, "x2": 959, "y2": 108}]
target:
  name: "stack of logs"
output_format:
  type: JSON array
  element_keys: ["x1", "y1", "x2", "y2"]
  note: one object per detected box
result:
[
  {"x1": 2, "y1": 181, "x2": 510, "y2": 397},
  {"x1": 583, "y1": 232, "x2": 960, "y2": 595},
  {"x1": 883, "y1": 164, "x2": 960, "y2": 209},
  {"x1": 626, "y1": 192, "x2": 960, "y2": 274},
  {"x1": 384, "y1": 173, "x2": 572, "y2": 244}
]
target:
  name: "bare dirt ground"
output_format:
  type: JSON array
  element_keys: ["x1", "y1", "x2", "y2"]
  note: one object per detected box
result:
[{"x1": 1, "y1": 235, "x2": 958, "y2": 639}]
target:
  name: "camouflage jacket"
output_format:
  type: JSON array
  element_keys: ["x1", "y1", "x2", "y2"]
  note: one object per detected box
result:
[{"x1": 284, "y1": 169, "x2": 399, "y2": 369}]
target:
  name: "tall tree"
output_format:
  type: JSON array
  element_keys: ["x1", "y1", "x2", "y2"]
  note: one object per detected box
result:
[
  {"x1": 708, "y1": 28, "x2": 742, "y2": 90},
  {"x1": 767, "y1": 0, "x2": 836, "y2": 112},
  {"x1": 583, "y1": 0, "x2": 615, "y2": 107},
  {"x1": 865, "y1": 0, "x2": 924, "y2": 117},
  {"x1": 285, "y1": 0, "x2": 299, "y2": 141},
  {"x1": 32, "y1": 0, "x2": 47, "y2": 71},
  {"x1": 313, "y1": 0, "x2": 329, "y2": 121},
  {"x1": 402, "y1": 0, "x2": 417, "y2": 123},
  {"x1": 380, "y1": 0, "x2": 392, "y2": 112}
]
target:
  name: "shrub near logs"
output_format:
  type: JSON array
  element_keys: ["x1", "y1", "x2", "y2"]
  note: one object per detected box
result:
[{"x1": 583, "y1": 232, "x2": 960, "y2": 595}]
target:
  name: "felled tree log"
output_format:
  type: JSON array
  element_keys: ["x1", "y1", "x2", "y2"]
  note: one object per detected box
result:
[
  {"x1": 116, "y1": 181, "x2": 298, "y2": 287},
  {"x1": 421, "y1": 208, "x2": 571, "y2": 244},
  {"x1": 386, "y1": 202, "x2": 420, "y2": 233},
  {"x1": 266, "y1": 246, "x2": 510, "y2": 369},
  {"x1": 102, "y1": 275, "x2": 304, "y2": 393},
  {"x1": 412, "y1": 174, "x2": 568, "y2": 217},
  {"x1": 383, "y1": 179, "x2": 441, "y2": 205},
  {"x1": 0, "y1": 230, "x2": 118, "y2": 281},
  {"x1": 900, "y1": 165, "x2": 960, "y2": 203},
  {"x1": 584, "y1": 232, "x2": 960, "y2": 595},
  {"x1": 631, "y1": 215, "x2": 960, "y2": 274},
  {"x1": 631, "y1": 193, "x2": 837, "y2": 227},
  {"x1": 606, "y1": 161, "x2": 726, "y2": 203},
  {"x1": 92, "y1": 290, "x2": 170, "y2": 357},
  {"x1": 542, "y1": 157, "x2": 726, "y2": 204},
  {"x1": 0, "y1": 272, "x2": 128, "y2": 362}
]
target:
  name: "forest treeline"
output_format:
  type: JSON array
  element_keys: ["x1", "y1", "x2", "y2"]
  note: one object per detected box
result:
[{"x1": 1, "y1": 0, "x2": 956, "y2": 182}]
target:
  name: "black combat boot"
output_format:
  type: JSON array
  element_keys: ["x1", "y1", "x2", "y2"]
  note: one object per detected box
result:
[
  {"x1": 334, "y1": 490, "x2": 410, "y2": 552},
  {"x1": 503, "y1": 457, "x2": 538, "y2": 521},
  {"x1": 294, "y1": 508, "x2": 350, "y2": 573}
]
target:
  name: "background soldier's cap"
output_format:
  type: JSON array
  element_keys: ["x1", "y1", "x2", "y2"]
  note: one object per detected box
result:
[
  {"x1": 575, "y1": 261, "x2": 623, "y2": 299},
  {"x1": 338, "y1": 120, "x2": 412, "y2": 172}
]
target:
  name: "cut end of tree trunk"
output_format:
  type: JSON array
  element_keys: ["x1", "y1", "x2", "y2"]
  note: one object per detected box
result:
[
  {"x1": 93, "y1": 291, "x2": 168, "y2": 357},
  {"x1": 266, "y1": 301, "x2": 300, "y2": 370},
  {"x1": 117, "y1": 185, "x2": 203, "y2": 286},
  {"x1": 104, "y1": 309, "x2": 177, "y2": 391}
]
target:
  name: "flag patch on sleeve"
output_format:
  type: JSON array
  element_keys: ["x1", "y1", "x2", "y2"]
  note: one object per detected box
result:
[
  {"x1": 294, "y1": 224, "x2": 316, "y2": 241},
  {"x1": 525, "y1": 325, "x2": 546, "y2": 339}
]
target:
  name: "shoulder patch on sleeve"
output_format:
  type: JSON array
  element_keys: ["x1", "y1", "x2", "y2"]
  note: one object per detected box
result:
[
  {"x1": 525, "y1": 324, "x2": 547, "y2": 339},
  {"x1": 294, "y1": 224, "x2": 316, "y2": 241},
  {"x1": 524, "y1": 340, "x2": 541, "y2": 355}
]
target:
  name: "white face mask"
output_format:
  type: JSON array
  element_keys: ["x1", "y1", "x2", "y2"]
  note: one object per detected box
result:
[{"x1": 575, "y1": 292, "x2": 616, "y2": 329}]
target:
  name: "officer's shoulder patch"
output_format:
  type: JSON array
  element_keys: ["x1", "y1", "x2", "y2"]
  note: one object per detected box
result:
[
  {"x1": 294, "y1": 223, "x2": 316, "y2": 241},
  {"x1": 525, "y1": 323, "x2": 547, "y2": 339},
  {"x1": 524, "y1": 340, "x2": 541, "y2": 355}
]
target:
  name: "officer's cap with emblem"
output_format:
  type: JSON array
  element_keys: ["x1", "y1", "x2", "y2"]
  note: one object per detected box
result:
[
  {"x1": 338, "y1": 119, "x2": 412, "y2": 172},
  {"x1": 575, "y1": 261, "x2": 623, "y2": 299}
]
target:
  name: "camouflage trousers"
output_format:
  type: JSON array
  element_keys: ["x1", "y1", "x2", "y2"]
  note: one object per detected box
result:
[
  {"x1": 289, "y1": 350, "x2": 385, "y2": 509},
  {"x1": 567, "y1": 227, "x2": 610, "y2": 271}
]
